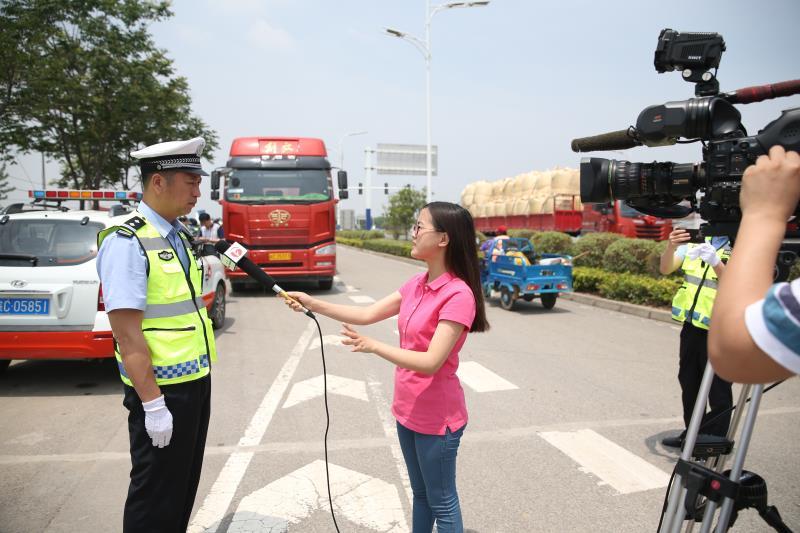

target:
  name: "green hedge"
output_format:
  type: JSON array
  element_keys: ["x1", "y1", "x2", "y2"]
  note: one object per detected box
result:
[
  {"x1": 337, "y1": 230, "x2": 385, "y2": 240},
  {"x1": 362, "y1": 238, "x2": 413, "y2": 258},
  {"x1": 574, "y1": 267, "x2": 682, "y2": 307},
  {"x1": 603, "y1": 238, "x2": 660, "y2": 275},
  {"x1": 335, "y1": 237, "x2": 364, "y2": 248},
  {"x1": 508, "y1": 228, "x2": 537, "y2": 240},
  {"x1": 530, "y1": 231, "x2": 573, "y2": 255},
  {"x1": 571, "y1": 232, "x2": 624, "y2": 268}
]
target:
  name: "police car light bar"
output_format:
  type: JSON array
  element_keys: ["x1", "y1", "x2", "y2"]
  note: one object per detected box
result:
[{"x1": 28, "y1": 189, "x2": 142, "y2": 201}]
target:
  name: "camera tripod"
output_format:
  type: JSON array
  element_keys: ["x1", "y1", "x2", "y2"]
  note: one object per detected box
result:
[{"x1": 658, "y1": 361, "x2": 792, "y2": 532}]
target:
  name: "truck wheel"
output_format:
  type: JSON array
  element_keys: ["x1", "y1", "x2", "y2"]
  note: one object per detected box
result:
[
  {"x1": 0, "y1": 359, "x2": 10, "y2": 375},
  {"x1": 500, "y1": 287, "x2": 515, "y2": 310},
  {"x1": 318, "y1": 278, "x2": 333, "y2": 291},
  {"x1": 541, "y1": 293, "x2": 557, "y2": 309},
  {"x1": 210, "y1": 282, "x2": 226, "y2": 329}
]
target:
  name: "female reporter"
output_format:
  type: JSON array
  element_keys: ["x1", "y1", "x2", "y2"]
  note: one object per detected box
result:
[{"x1": 286, "y1": 202, "x2": 489, "y2": 533}]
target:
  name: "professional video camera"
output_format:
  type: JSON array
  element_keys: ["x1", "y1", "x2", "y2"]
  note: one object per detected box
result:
[{"x1": 572, "y1": 29, "x2": 800, "y2": 245}]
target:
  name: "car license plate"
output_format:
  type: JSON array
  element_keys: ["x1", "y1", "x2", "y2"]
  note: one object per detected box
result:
[
  {"x1": 0, "y1": 297, "x2": 50, "y2": 315},
  {"x1": 268, "y1": 252, "x2": 292, "y2": 261}
]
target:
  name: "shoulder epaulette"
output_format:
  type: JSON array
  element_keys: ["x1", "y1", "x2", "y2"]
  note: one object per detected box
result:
[
  {"x1": 116, "y1": 227, "x2": 135, "y2": 238},
  {"x1": 124, "y1": 216, "x2": 146, "y2": 231}
]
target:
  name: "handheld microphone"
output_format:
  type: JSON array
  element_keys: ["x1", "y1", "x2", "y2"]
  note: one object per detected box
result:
[
  {"x1": 213, "y1": 240, "x2": 315, "y2": 318},
  {"x1": 571, "y1": 127, "x2": 642, "y2": 153}
]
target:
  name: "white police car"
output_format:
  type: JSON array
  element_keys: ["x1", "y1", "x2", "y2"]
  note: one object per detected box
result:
[{"x1": 0, "y1": 190, "x2": 228, "y2": 375}]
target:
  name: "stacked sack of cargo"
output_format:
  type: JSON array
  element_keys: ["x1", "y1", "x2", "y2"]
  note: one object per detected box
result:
[{"x1": 460, "y1": 167, "x2": 583, "y2": 218}]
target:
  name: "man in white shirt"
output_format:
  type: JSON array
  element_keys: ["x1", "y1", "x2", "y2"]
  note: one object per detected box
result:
[{"x1": 197, "y1": 212, "x2": 223, "y2": 243}]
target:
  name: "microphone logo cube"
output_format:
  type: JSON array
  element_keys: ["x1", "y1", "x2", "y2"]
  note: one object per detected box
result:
[{"x1": 221, "y1": 242, "x2": 248, "y2": 270}]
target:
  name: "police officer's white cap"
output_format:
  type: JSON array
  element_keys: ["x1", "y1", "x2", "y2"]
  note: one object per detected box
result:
[{"x1": 131, "y1": 137, "x2": 208, "y2": 176}]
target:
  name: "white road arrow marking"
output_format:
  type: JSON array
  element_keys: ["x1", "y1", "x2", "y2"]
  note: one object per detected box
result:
[
  {"x1": 282, "y1": 374, "x2": 368, "y2": 409},
  {"x1": 457, "y1": 361, "x2": 519, "y2": 392},
  {"x1": 227, "y1": 460, "x2": 409, "y2": 532},
  {"x1": 539, "y1": 429, "x2": 670, "y2": 494}
]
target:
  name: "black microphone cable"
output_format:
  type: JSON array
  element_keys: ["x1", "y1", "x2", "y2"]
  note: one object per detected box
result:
[{"x1": 308, "y1": 312, "x2": 341, "y2": 533}]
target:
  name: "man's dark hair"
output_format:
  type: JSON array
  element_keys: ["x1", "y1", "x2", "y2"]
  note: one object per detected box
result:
[
  {"x1": 199, "y1": 213, "x2": 211, "y2": 222},
  {"x1": 141, "y1": 170, "x2": 176, "y2": 190}
]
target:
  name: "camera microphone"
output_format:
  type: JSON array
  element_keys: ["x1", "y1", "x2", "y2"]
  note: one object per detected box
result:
[
  {"x1": 571, "y1": 127, "x2": 642, "y2": 153},
  {"x1": 213, "y1": 240, "x2": 315, "y2": 318}
]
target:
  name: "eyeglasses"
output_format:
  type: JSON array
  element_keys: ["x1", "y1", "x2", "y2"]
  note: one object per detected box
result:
[{"x1": 412, "y1": 222, "x2": 441, "y2": 237}]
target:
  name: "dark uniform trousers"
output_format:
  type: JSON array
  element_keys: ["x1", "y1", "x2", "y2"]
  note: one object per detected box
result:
[
  {"x1": 679, "y1": 322, "x2": 733, "y2": 436},
  {"x1": 122, "y1": 374, "x2": 211, "y2": 533}
]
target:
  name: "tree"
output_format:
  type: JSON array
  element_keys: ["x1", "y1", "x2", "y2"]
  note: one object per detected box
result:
[
  {"x1": 0, "y1": 0, "x2": 218, "y2": 190},
  {"x1": 0, "y1": 163, "x2": 14, "y2": 201},
  {"x1": 385, "y1": 186, "x2": 427, "y2": 239}
]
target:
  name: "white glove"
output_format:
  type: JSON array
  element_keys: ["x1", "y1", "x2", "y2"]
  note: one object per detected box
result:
[
  {"x1": 142, "y1": 395, "x2": 173, "y2": 448},
  {"x1": 687, "y1": 243, "x2": 720, "y2": 267}
]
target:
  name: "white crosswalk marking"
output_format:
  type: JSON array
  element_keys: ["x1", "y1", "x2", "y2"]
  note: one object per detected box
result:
[
  {"x1": 457, "y1": 361, "x2": 518, "y2": 392},
  {"x1": 348, "y1": 295, "x2": 375, "y2": 304},
  {"x1": 539, "y1": 429, "x2": 670, "y2": 494}
]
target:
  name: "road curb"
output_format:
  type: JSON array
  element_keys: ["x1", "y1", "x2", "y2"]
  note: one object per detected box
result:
[
  {"x1": 338, "y1": 243, "x2": 674, "y2": 324},
  {"x1": 560, "y1": 291, "x2": 674, "y2": 323}
]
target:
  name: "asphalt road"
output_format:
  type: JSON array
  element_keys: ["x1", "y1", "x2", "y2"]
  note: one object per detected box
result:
[{"x1": 1, "y1": 245, "x2": 798, "y2": 532}]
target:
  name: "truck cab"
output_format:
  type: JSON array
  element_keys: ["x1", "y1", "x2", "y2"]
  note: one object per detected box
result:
[
  {"x1": 211, "y1": 137, "x2": 346, "y2": 291},
  {"x1": 581, "y1": 200, "x2": 671, "y2": 240}
]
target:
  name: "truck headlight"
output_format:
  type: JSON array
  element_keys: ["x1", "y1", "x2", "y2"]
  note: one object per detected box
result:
[{"x1": 315, "y1": 244, "x2": 336, "y2": 255}]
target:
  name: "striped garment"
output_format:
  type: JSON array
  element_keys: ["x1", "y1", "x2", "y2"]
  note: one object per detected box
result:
[{"x1": 745, "y1": 279, "x2": 800, "y2": 374}]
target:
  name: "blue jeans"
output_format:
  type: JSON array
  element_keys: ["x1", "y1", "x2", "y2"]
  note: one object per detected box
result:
[{"x1": 396, "y1": 421, "x2": 466, "y2": 533}]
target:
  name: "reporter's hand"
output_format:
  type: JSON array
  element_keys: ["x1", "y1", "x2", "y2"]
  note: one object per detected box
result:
[
  {"x1": 340, "y1": 323, "x2": 377, "y2": 353},
  {"x1": 284, "y1": 291, "x2": 315, "y2": 313},
  {"x1": 741, "y1": 145, "x2": 800, "y2": 223},
  {"x1": 142, "y1": 395, "x2": 173, "y2": 448},
  {"x1": 667, "y1": 228, "x2": 691, "y2": 247}
]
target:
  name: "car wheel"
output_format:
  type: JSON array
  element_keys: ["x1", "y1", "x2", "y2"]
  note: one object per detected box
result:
[
  {"x1": 499, "y1": 287, "x2": 515, "y2": 310},
  {"x1": 0, "y1": 359, "x2": 10, "y2": 375},
  {"x1": 318, "y1": 277, "x2": 333, "y2": 291},
  {"x1": 541, "y1": 293, "x2": 557, "y2": 310},
  {"x1": 210, "y1": 282, "x2": 226, "y2": 329}
]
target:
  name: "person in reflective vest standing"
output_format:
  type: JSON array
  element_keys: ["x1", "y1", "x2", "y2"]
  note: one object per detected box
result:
[
  {"x1": 659, "y1": 228, "x2": 733, "y2": 448},
  {"x1": 97, "y1": 137, "x2": 217, "y2": 532}
]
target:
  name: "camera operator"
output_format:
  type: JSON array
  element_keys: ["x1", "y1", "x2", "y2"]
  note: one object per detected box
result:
[
  {"x1": 709, "y1": 146, "x2": 800, "y2": 383},
  {"x1": 658, "y1": 224, "x2": 733, "y2": 448}
]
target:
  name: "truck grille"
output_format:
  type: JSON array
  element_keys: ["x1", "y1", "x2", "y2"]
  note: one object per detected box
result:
[{"x1": 635, "y1": 226, "x2": 664, "y2": 240}]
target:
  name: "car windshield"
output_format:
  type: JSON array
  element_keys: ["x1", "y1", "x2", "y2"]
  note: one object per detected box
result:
[
  {"x1": 618, "y1": 202, "x2": 644, "y2": 218},
  {"x1": 225, "y1": 169, "x2": 330, "y2": 204},
  {"x1": 0, "y1": 218, "x2": 104, "y2": 267}
]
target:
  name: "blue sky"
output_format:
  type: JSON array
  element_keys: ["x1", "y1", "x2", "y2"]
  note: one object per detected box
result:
[{"x1": 7, "y1": 0, "x2": 800, "y2": 219}]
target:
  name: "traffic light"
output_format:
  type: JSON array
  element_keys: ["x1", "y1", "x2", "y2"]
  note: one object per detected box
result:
[
  {"x1": 358, "y1": 182, "x2": 363, "y2": 195},
  {"x1": 384, "y1": 182, "x2": 388, "y2": 195}
]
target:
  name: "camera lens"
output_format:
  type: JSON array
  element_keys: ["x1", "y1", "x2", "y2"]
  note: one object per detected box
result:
[{"x1": 580, "y1": 157, "x2": 697, "y2": 205}]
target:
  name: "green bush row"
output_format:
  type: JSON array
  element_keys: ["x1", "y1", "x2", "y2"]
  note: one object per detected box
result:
[
  {"x1": 574, "y1": 267, "x2": 682, "y2": 307},
  {"x1": 361, "y1": 238, "x2": 413, "y2": 258},
  {"x1": 336, "y1": 230, "x2": 385, "y2": 240}
]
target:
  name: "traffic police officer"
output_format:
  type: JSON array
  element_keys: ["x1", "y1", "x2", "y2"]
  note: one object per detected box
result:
[
  {"x1": 97, "y1": 137, "x2": 216, "y2": 532},
  {"x1": 659, "y1": 228, "x2": 733, "y2": 448}
]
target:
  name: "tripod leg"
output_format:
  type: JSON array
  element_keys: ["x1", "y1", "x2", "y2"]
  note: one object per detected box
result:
[
  {"x1": 714, "y1": 385, "x2": 764, "y2": 533},
  {"x1": 661, "y1": 362, "x2": 718, "y2": 533}
]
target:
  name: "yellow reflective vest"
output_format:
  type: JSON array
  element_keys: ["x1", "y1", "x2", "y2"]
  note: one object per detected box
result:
[
  {"x1": 671, "y1": 238, "x2": 731, "y2": 330},
  {"x1": 98, "y1": 213, "x2": 217, "y2": 386}
]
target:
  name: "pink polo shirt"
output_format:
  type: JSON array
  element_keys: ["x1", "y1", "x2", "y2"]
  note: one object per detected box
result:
[{"x1": 392, "y1": 271, "x2": 476, "y2": 435}]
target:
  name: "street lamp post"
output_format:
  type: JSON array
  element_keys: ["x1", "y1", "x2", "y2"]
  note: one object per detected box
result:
[
  {"x1": 385, "y1": 1, "x2": 489, "y2": 204},
  {"x1": 338, "y1": 130, "x2": 368, "y2": 171}
]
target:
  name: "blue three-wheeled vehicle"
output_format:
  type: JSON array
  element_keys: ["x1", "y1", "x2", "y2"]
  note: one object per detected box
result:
[{"x1": 480, "y1": 237, "x2": 573, "y2": 311}]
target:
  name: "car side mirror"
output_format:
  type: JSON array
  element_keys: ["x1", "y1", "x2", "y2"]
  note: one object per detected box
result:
[
  {"x1": 339, "y1": 190, "x2": 349, "y2": 200},
  {"x1": 337, "y1": 170, "x2": 348, "y2": 190},
  {"x1": 210, "y1": 190, "x2": 219, "y2": 201},
  {"x1": 210, "y1": 170, "x2": 220, "y2": 190}
]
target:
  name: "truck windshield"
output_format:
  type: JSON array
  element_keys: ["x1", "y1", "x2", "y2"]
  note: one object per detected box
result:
[
  {"x1": 618, "y1": 202, "x2": 644, "y2": 218},
  {"x1": 225, "y1": 169, "x2": 330, "y2": 204}
]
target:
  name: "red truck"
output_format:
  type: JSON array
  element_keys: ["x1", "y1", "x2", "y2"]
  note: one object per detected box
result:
[
  {"x1": 473, "y1": 197, "x2": 671, "y2": 240},
  {"x1": 210, "y1": 137, "x2": 347, "y2": 291}
]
